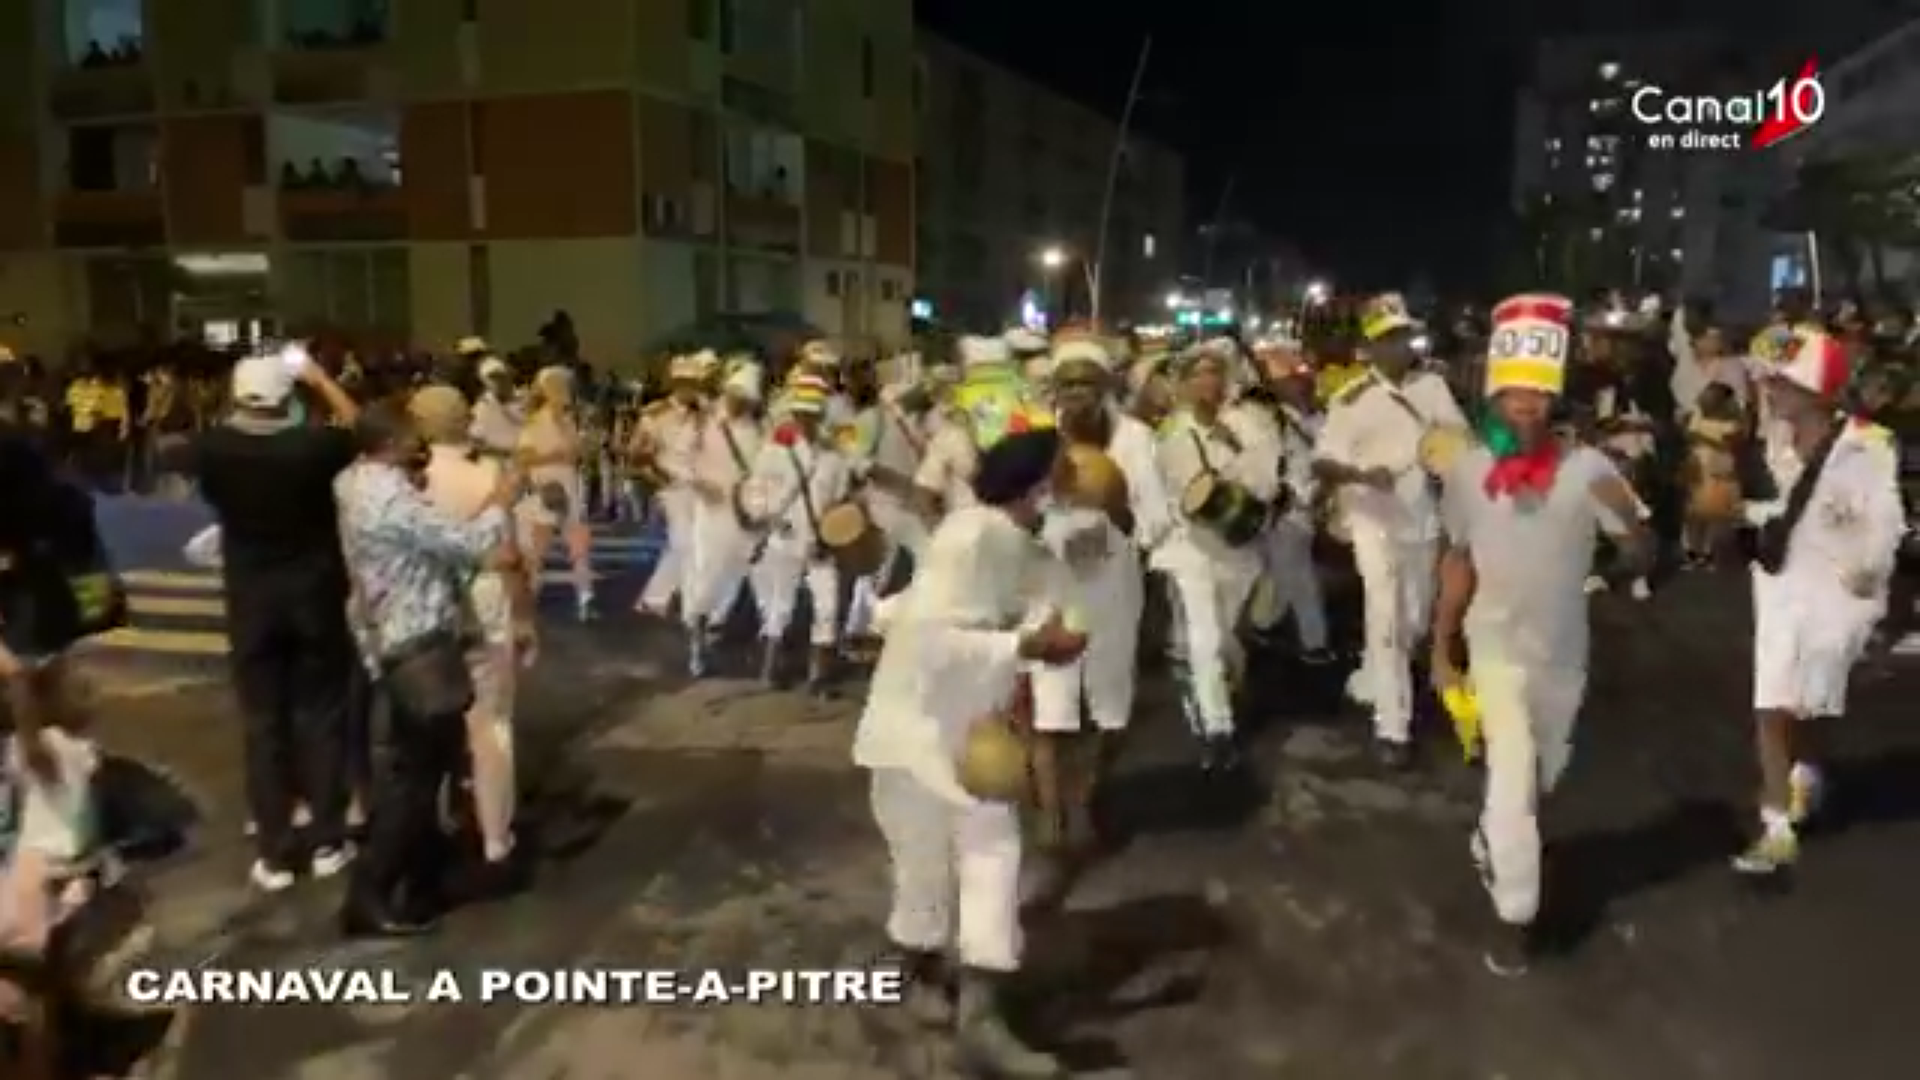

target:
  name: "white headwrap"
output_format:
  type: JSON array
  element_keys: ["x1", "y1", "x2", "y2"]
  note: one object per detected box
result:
[
  {"x1": 1050, "y1": 336, "x2": 1113, "y2": 372},
  {"x1": 960, "y1": 336, "x2": 1013, "y2": 369},
  {"x1": 723, "y1": 361, "x2": 764, "y2": 402},
  {"x1": 1004, "y1": 327, "x2": 1049, "y2": 356}
]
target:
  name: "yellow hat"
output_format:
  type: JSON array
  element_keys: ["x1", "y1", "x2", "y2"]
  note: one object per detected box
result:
[
  {"x1": 1485, "y1": 293, "x2": 1573, "y2": 397},
  {"x1": 1360, "y1": 292, "x2": 1417, "y2": 341},
  {"x1": 785, "y1": 372, "x2": 831, "y2": 413},
  {"x1": 455, "y1": 336, "x2": 490, "y2": 356}
]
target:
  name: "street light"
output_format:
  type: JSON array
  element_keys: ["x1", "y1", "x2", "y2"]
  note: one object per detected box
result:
[
  {"x1": 1165, "y1": 290, "x2": 1185, "y2": 310},
  {"x1": 1303, "y1": 280, "x2": 1330, "y2": 305},
  {"x1": 1039, "y1": 246, "x2": 1067, "y2": 269}
]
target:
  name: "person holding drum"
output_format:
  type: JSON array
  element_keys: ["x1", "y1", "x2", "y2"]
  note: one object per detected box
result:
[
  {"x1": 852, "y1": 426, "x2": 1087, "y2": 1079},
  {"x1": 680, "y1": 357, "x2": 769, "y2": 678},
  {"x1": 630, "y1": 352, "x2": 712, "y2": 619},
  {"x1": 1313, "y1": 292, "x2": 1470, "y2": 771},
  {"x1": 843, "y1": 359, "x2": 937, "y2": 651},
  {"x1": 1026, "y1": 333, "x2": 1173, "y2": 849},
  {"x1": 1250, "y1": 343, "x2": 1335, "y2": 664},
  {"x1": 741, "y1": 373, "x2": 855, "y2": 694},
  {"x1": 1429, "y1": 292, "x2": 1649, "y2": 976},
  {"x1": 1154, "y1": 338, "x2": 1284, "y2": 771}
]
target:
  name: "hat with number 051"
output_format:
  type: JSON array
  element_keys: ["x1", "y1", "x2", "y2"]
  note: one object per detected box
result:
[{"x1": 1485, "y1": 293, "x2": 1574, "y2": 397}]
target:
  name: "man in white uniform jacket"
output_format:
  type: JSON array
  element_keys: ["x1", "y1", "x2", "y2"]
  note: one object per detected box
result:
[
  {"x1": 854, "y1": 427, "x2": 1087, "y2": 1079},
  {"x1": 1154, "y1": 339, "x2": 1283, "y2": 770},
  {"x1": 1028, "y1": 334, "x2": 1173, "y2": 850},
  {"x1": 1733, "y1": 326, "x2": 1904, "y2": 876},
  {"x1": 1315, "y1": 292, "x2": 1469, "y2": 770}
]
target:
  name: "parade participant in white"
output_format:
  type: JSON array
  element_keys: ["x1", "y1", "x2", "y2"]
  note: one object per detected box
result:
[
  {"x1": 844, "y1": 354, "x2": 935, "y2": 636},
  {"x1": 682, "y1": 358, "x2": 769, "y2": 677},
  {"x1": 1733, "y1": 327, "x2": 1904, "y2": 876},
  {"x1": 631, "y1": 353, "x2": 713, "y2": 617},
  {"x1": 742, "y1": 374, "x2": 854, "y2": 693},
  {"x1": 1248, "y1": 335, "x2": 1334, "y2": 661},
  {"x1": 468, "y1": 352, "x2": 524, "y2": 459},
  {"x1": 1028, "y1": 335, "x2": 1173, "y2": 848},
  {"x1": 913, "y1": 336, "x2": 1009, "y2": 518},
  {"x1": 1314, "y1": 292, "x2": 1469, "y2": 769},
  {"x1": 853, "y1": 427, "x2": 1088, "y2": 1080},
  {"x1": 517, "y1": 366, "x2": 598, "y2": 621},
  {"x1": 1430, "y1": 293, "x2": 1647, "y2": 977},
  {"x1": 1154, "y1": 339, "x2": 1283, "y2": 770}
]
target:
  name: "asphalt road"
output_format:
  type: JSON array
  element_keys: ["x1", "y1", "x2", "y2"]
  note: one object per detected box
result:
[{"x1": 64, "y1": 567, "x2": 1920, "y2": 1080}]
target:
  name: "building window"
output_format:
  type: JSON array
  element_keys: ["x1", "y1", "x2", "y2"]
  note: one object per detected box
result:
[
  {"x1": 462, "y1": 0, "x2": 478, "y2": 21},
  {"x1": 1142, "y1": 232, "x2": 1156, "y2": 259},
  {"x1": 862, "y1": 37, "x2": 875, "y2": 99},
  {"x1": 688, "y1": 0, "x2": 710, "y2": 40},
  {"x1": 718, "y1": 0, "x2": 734, "y2": 53},
  {"x1": 826, "y1": 270, "x2": 842, "y2": 297}
]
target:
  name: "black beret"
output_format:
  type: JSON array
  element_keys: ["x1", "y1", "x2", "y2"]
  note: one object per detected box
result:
[{"x1": 971, "y1": 428, "x2": 1061, "y2": 507}]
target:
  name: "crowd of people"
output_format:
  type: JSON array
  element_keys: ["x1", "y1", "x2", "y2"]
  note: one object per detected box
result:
[{"x1": 0, "y1": 281, "x2": 1912, "y2": 1076}]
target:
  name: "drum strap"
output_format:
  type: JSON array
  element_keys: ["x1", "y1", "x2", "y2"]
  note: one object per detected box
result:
[
  {"x1": 782, "y1": 444, "x2": 826, "y2": 541},
  {"x1": 716, "y1": 418, "x2": 751, "y2": 477}
]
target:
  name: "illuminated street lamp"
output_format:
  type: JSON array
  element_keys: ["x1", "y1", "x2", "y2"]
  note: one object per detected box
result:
[
  {"x1": 1039, "y1": 246, "x2": 1067, "y2": 269},
  {"x1": 1303, "y1": 279, "x2": 1330, "y2": 305},
  {"x1": 1165, "y1": 290, "x2": 1185, "y2": 310}
]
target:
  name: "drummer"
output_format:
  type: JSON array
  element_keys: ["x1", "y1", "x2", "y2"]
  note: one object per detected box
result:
[
  {"x1": 1314, "y1": 292, "x2": 1469, "y2": 770},
  {"x1": 682, "y1": 356, "x2": 769, "y2": 677},
  {"x1": 1154, "y1": 338, "x2": 1284, "y2": 771},
  {"x1": 843, "y1": 352, "x2": 935, "y2": 652},
  {"x1": 1252, "y1": 333, "x2": 1335, "y2": 663},
  {"x1": 742, "y1": 373, "x2": 854, "y2": 693},
  {"x1": 1028, "y1": 333, "x2": 1173, "y2": 848},
  {"x1": 631, "y1": 351, "x2": 713, "y2": 619}
]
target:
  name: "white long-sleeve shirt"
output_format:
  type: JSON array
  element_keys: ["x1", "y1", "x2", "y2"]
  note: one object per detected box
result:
[{"x1": 742, "y1": 434, "x2": 853, "y2": 552}]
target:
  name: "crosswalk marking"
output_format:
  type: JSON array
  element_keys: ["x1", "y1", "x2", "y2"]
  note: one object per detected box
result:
[
  {"x1": 94, "y1": 526, "x2": 660, "y2": 661},
  {"x1": 128, "y1": 594, "x2": 225, "y2": 618}
]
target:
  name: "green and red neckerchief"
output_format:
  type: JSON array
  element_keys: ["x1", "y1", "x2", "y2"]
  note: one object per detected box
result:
[{"x1": 1480, "y1": 413, "x2": 1564, "y2": 501}]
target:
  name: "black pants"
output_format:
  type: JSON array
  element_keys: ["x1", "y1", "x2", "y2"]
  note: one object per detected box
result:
[
  {"x1": 349, "y1": 685, "x2": 464, "y2": 917},
  {"x1": 225, "y1": 568, "x2": 353, "y2": 868}
]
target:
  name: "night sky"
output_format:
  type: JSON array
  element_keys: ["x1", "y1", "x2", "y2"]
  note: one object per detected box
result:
[{"x1": 917, "y1": 0, "x2": 1852, "y2": 295}]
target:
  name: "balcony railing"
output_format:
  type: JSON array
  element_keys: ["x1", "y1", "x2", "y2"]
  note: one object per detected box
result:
[
  {"x1": 724, "y1": 193, "x2": 801, "y2": 253},
  {"x1": 54, "y1": 190, "x2": 165, "y2": 247},
  {"x1": 48, "y1": 64, "x2": 156, "y2": 120},
  {"x1": 278, "y1": 186, "x2": 407, "y2": 242}
]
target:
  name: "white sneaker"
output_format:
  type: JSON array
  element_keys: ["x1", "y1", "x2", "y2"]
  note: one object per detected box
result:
[
  {"x1": 310, "y1": 844, "x2": 356, "y2": 879},
  {"x1": 250, "y1": 860, "x2": 295, "y2": 893},
  {"x1": 1630, "y1": 578, "x2": 1652, "y2": 601},
  {"x1": 1584, "y1": 575, "x2": 1607, "y2": 595}
]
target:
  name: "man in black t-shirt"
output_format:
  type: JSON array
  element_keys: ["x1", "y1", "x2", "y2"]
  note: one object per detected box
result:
[{"x1": 188, "y1": 345, "x2": 362, "y2": 892}]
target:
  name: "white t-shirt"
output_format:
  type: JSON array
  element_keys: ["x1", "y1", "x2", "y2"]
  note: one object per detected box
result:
[
  {"x1": 4, "y1": 729, "x2": 100, "y2": 864},
  {"x1": 1442, "y1": 445, "x2": 1631, "y2": 671}
]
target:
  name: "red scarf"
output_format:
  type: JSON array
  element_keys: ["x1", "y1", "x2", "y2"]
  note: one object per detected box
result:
[{"x1": 1483, "y1": 438, "x2": 1563, "y2": 500}]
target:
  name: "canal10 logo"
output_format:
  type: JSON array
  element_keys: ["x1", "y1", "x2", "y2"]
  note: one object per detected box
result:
[{"x1": 1630, "y1": 60, "x2": 1826, "y2": 153}]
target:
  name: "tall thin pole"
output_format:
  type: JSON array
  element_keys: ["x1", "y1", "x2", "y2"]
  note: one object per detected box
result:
[
  {"x1": 1090, "y1": 36, "x2": 1152, "y2": 328},
  {"x1": 1200, "y1": 173, "x2": 1236, "y2": 289}
]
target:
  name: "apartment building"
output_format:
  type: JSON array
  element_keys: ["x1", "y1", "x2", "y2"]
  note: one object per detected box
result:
[
  {"x1": 913, "y1": 31, "x2": 1184, "y2": 332},
  {"x1": 0, "y1": 0, "x2": 915, "y2": 366}
]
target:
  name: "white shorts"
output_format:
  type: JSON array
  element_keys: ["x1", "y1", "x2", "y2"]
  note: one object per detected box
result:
[{"x1": 1751, "y1": 576, "x2": 1878, "y2": 717}]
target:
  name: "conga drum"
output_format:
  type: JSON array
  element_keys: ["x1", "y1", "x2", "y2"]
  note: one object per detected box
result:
[
  {"x1": 817, "y1": 500, "x2": 888, "y2": 577},
  {"x1": 1180, "y1": 472, "x2": 1268, "y2": 547}
]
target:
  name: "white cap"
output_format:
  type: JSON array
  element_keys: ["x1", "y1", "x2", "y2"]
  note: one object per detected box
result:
[
  {"x1": 1004, "y1": 327, "x2": 1048, "y2": 355},
  {"x1": 959, "y1": 336, "x2": 1012, "y2": 369},
  {"x1": 478, "y1": 356, "x2": 510, "y2": 380},
  {"x1": 1050, "y1": 336, "x2": 1113, "y2": 372},
  {"x1": 232, "y1": 353, "x2": 295, "y2": 408},
  {"x1": 800, "y1": 339, "x2": 841, "y2": 367},
  {"x1": 724, "y1": 361, "x2": 765, "y2": 401}
]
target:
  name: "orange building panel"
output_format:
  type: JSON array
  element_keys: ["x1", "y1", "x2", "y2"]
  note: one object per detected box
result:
[
  {"x1": 162, "y1": 115, "x2": 260, "y2": 244},
  {"x1": 401, "y1": 102, "x2": 473, "y2": 240},
  {"x1": 474, "y1": 91, "x2": 635, "y2": 239}
]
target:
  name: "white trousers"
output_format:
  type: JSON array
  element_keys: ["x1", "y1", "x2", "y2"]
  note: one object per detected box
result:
[
  {"x1": 1032, "y1": 558, "x2": 1143, "y2": 734},
  {"x1": 1163, "y1": 551, "x2": 1257, "y2": 738},
  {"x1": 1261, "y1": 518, "x2": 1330, "y2": 650},
  {"x1": 1349, "y1": 531, "x2": 1437, "y2": 742},
  {"x1": 869, "y1": 767, "x2": 1023, "y2": 971},
  {"x1": 751, "y1": 543, "x2": 841, "y2": 645},
  {"x1": 1475, "y1": 654, "x2": 1585, "y2": 927},
  {"x1": 1751, "y1": 570, "x2": 1880, "y2": 718},
  {"x1": 638, "y1": 489, "x2": 695, "y2": 613}
]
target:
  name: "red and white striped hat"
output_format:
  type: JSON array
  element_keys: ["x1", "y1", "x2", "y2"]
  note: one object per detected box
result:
[{"x1": 1770, "y1": 326, "x2": 1851, "y2": 398}]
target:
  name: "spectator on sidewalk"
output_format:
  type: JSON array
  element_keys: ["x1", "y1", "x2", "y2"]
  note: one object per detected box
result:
[
  {"x1": 335, "y1": 403, "x2": 517, "y2": 937},
  {"x1": 186, "y1": 344, "x2": 361, "y2": 894}
]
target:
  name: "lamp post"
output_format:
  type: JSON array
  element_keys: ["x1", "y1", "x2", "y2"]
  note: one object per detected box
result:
[{"x1": 1089, "y1": 36, "x2": 1153, "y2": 328}]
